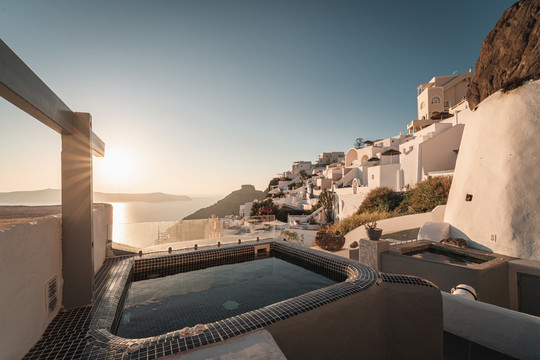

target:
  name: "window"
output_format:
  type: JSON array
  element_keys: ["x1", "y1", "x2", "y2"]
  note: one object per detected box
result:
[
  {"x1": 431, "y1": 96, "x2": 441, "y2": 104},
  {"x1": 371, "y1": 174, "x2": 374, "y2": 180},
  {"x1": 444, "y1": 101, "x2": 450, "y2": 107},
  {"x1": 420, "y1": 101, "x2": 425, "y2": 109}
]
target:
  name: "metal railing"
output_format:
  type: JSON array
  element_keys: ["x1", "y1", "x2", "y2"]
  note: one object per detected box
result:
[{"x1": 109, "y1": 216, "x2": 279, "y2": 251}]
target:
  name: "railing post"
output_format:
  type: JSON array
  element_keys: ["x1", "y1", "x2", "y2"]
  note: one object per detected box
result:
[{"x1": 61, "y1": 112, "x2": 94, "y2": 309}]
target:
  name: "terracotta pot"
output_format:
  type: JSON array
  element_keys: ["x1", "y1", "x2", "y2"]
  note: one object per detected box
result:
[{"x1": 367, "y1": 228, "x2": 383, "y2": 241}]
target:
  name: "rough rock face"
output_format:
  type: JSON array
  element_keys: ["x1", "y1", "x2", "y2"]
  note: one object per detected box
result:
[
  {"x1": 467, "y1": 0, "x2": 540, "y2": 109},
  {"x1": 316, "y1": 233, "x2": 345, "y2": 251}
]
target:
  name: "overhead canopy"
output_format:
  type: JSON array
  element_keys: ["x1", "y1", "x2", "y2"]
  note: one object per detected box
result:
[
  {"x1": 265, "y1": 220, "x2": 287, "y2": 226},
  {"x1": 381, "y1": 149, "x2": 401, "y2": 156},
  {"x1": 367, "y1": 156, "x2": 380, "y2": 162}
]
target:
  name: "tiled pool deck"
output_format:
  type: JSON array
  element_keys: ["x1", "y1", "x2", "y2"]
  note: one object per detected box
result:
[{"x1": 23, "y1": 240, "x2": 436, "y2": 359}]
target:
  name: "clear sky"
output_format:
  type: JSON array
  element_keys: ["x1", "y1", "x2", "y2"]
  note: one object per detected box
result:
[{"x1": 0, "y1": 0, "x2": 514, "y2": 196}]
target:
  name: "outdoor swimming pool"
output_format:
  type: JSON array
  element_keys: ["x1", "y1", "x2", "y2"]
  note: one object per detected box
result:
[{"x1": 116, "y1": 256, "x2": 337, "y2": 338}]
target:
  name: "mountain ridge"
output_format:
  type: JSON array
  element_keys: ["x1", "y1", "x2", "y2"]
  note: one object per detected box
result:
[
  {"x1": 183, "y1": 184, "x2": 264, "y2": 220},
  {"x1": 0, "y1": 189, "x2": 191, "y2": 203}
]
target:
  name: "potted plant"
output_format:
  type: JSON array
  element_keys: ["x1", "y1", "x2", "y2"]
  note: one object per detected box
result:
[{"x1": 362, "y1": 220, "x2": 383, "y2": 241}]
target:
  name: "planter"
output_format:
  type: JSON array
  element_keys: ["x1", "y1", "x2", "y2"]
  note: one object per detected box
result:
[
  {"x1": 316, "y1": 233, "x2": 345, "y2": 251},
  {"x1": 367, "y1": 228, "x2": 383, "y2": 241}
]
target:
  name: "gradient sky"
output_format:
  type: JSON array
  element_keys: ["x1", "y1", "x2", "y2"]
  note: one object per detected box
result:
[{"x1": 0, "y1": 0, "x2": 514, "y2": 196}]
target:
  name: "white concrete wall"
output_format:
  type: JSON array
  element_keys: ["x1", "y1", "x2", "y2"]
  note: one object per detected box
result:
[
  {"x1": 335, "y1": 190, "x2": 369, "y2": 220},
  {"x1": 400, "y1": 141, "x2": 421, "y2": 188},
  {"x1": 367, "y1": 163, "x2": 399, "y2": 190},
  {"x1": 93, "y1": 203, "x2": 112, "y2": 274},
  {"x1": 316, "y1": 178, "x2": 333, "y2": 190},
  {"x1": 421, "y1": 124, "x2": 464, "y2": 175},
  {"x1": 0, "y1": 204, "x2": 112, "y2": 360},
  {"x1": 442, "y1": 292, "x2": 540, "y2": 359},
  {"x1": 0, "y1": 216, "x2": 63, "y2": 360},
  {"x1": 445, "y1": 81, "x2": 540, "y2": 261}
]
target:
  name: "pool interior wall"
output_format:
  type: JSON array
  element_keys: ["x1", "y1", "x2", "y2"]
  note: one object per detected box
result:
[
  {"x1": 115, "y1": 255, "x2": 339, "y2": 338},
  {"x1": 24, "y1": 240, "x2": 444, "y2": 359},
  {"x1": 111, "y1": 240, "x2": 364, "y2": 338}
]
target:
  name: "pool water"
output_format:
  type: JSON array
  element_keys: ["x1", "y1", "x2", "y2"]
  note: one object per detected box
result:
[
  {"x1": 408, "y1": 247, "x2": 491, "y2": 265},
  {"x1": 116, "y1": 256, "x2": 337, "y2": 338}
]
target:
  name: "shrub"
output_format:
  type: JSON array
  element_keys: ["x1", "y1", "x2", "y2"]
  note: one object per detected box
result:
[
  {"x1": 325, "y1": 177, "x2": 453, "y2": 236},
  {"x1": 407, "y1": 176, "x2": 452, "y2": 213},
  {"x1": 356, "y1": 187, "x2": 403, "y2": 214},
  {"x1": 329, "y1": 211, "x2": 391, "y2": 236},
  {"x1": 250, "y1": 198, "x2": 279, "y2": 217}
]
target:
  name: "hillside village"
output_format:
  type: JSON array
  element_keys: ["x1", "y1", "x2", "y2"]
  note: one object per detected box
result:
[{"x1": 240, "y1": 68, "x2": 474, "y2": 222}]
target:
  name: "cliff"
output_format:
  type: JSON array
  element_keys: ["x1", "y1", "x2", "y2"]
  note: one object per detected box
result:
[
  {"x1": 183, "y1": 185, "x2": 264, "y2": 220},
  {"x1": 467, "y1": 0, "x2": 540, "y2": 109}
]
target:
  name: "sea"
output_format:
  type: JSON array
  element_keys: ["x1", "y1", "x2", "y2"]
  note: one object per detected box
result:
[
  {"x1": 0, "y1": 196, "x2": 224, "y2": 224},
  {"x1": 106, "y1": 197, "x2": 224, "y2": 224}
]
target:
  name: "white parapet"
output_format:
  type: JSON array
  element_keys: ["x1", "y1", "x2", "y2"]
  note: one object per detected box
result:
[{"x1": 442, "y1": 291, "x2": 540, "y2": 359}]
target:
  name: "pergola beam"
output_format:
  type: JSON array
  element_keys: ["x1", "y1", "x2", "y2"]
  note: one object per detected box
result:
[
  {"x1": 0, "y1": 38, "x2": 105, "y2": 309},
  {"x1": 0, "y1": 39, "x2": 104, "y2": 156}
]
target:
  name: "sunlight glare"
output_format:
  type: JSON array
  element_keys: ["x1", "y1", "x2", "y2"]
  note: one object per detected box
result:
[{"x1": 94, "y1": 148, "x2": 137, "y2": 188}]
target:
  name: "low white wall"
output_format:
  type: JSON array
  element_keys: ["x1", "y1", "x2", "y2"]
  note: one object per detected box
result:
[
  {"x1": 93, "y1": 203, "x2": 112, "y2": 274},
  {"x1": 0, "y1": 216, "x2": 63, "y2": 360},
  {"x1": 345, "y1": 205, "x2": 446, "y2": 242},
  {"x1": 442, "y1": 292, "x2": 540, "y2": 359},
  {"x1": 0, "y1": 204, "x2": 112, "y2": 360}
]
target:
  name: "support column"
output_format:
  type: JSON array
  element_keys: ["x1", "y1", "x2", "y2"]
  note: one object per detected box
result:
[
  {"x1": 358, "y1": 238, "x2": 390, "y2": 271},
  {"x1": 61, "y1": 112, "x2": 94, "y2": 309}
]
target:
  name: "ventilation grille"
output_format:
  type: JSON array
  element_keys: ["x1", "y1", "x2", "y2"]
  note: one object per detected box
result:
[{"x1": 46, "y1": 276, "x2": 58, "y2": 315}]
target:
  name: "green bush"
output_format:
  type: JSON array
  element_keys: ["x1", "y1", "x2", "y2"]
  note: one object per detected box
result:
[
  {"x1": 329, "y1": 211, "x2": 391, "y2": 235},
  {"x1": 250, "y1": 198, "x2": 279, "y2": 217},
  {"x1": 328, "y1": 177, "x2": 453, "y2": 236},
  {"x1": 407, "y1": 176, "x2": 452, "y2": 213},
  {"x1": 356, "y1": 187, "x2": 403, "y2": 214}
]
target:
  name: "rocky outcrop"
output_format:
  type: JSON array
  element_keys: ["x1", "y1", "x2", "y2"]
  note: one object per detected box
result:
[
  {"x1": 316, "y1": 233, "x2": 345, "y2": 251},
  {"x1": 467, "y1": 0, "x2": 540, "y2": 109},
  {"x1": 183, "y1": 184, "x2": 264, "y2": 220}
]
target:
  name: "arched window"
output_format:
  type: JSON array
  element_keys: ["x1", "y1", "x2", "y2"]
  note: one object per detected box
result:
[
  {"x1": 420, "y1": 101, "x2": 425, "y2": 109},
  {"x1": 431, "y1": 96, "x2": 441, "y2": 104}
]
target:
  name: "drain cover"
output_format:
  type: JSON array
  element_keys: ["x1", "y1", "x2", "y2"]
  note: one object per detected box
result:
[{"x1": 223, "y1": 300, "x2": 240, "y2": 310}]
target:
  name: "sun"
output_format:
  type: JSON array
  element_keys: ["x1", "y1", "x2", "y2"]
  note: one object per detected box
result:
[{"x1": 94, "y1": 148, "x2": 136, "y2": 189}]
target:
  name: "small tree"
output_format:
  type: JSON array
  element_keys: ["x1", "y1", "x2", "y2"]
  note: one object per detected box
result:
[
  {"x1": 319, "y1": 189, "x2": 336, "y2": 223},
  {"x1": 280, "y1": 230, "x2": 304, "y2": 246},
  {"x1": 299, "y1": 169, "x2": 309, "y2": 180},
  {"x1": 250, "y1": 198, "x2": 278, "y2": 217},
  {"x1": 354, "y1": 137, "x2": 367, "y2": 149}
]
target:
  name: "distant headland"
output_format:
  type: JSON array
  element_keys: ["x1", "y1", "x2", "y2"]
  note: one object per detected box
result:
[
  {"x1": 183, "y1": 184, "x2": 263, "y2": 220},
  {"x1": 0, "y1": 189, "x2": 191, "y2": 204}
]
